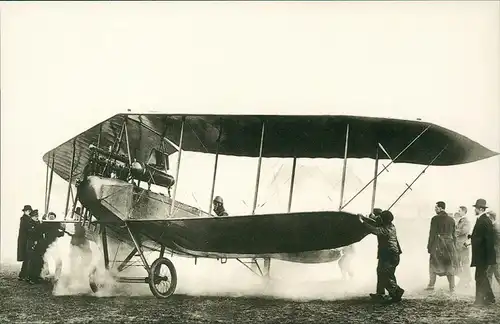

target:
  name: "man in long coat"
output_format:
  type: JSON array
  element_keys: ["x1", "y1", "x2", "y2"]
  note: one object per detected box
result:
[
  {"x1": 454, "y1": 206, "x2": 472, "y2": 288},
  {"x1": 426, "y1": 201, "x2": 459, "y2": 292},
  {"x1": 17, "y1": 205, "x2": 33, "y2": 280},
  {"x1": 470, "y1": 199, "x2": 496, "y2": 305},
  {"x1": 26, "y1": 209, "x2": 43, "y2": 284}
]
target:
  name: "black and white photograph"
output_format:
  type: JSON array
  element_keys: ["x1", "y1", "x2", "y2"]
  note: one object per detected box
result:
[{"x1": 1, "y1": 1, "x2": 499, "y2": 323}]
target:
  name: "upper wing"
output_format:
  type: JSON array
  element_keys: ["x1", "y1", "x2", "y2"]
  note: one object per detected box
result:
[
  {"x1": 157, "y1": 114, "x2": 497, "y2": 165},
  {"x1": 42, "y1": 113, "x2": 498, "y2": 184}
]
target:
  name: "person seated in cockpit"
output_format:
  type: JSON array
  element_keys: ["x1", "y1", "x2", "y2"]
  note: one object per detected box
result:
[{"x1": 213, "y1": 196, "x2": 228, "y2": 216}]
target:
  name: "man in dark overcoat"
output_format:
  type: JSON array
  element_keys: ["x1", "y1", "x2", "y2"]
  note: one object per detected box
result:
[
  {"x1": 426, "y1": 201, "x2": 459, "y2": 292},
  {"x1": 470, "y1": 199, "x2": 496, "y2": 306},
  {"x1": 17, "y1": 205, "x2": 33, "y2": 280},
  {"x1": 26, "y1": 209, "x2": 43, "y2": 284}
]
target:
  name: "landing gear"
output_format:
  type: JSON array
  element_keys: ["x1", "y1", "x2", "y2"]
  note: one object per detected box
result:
[{"x1": 148, "y1": 257, "x2": 177, "y2": 299}]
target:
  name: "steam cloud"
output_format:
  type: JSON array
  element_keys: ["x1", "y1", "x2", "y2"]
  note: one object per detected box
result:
[{"x1": 36, "y1": 218, "x2": 487, "y2": 301}]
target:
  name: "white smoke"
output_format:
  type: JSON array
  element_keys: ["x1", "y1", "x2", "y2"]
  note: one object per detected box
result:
[{"x1": 41, "y1": 224, "x2": 116, "y2": 297}]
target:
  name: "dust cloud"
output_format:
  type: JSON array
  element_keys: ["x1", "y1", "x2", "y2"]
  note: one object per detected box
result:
[
  {"x1": 35, "y1": 216, "x2": 479, "y2": 301},
  {"x1": 41, "y1": 223, "x2": 116, "y2": 297}
]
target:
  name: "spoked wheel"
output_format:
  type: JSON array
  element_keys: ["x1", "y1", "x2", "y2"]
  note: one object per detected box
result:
[{"x1": 148, "y1": 257, "x2": 177, "y2": 299}]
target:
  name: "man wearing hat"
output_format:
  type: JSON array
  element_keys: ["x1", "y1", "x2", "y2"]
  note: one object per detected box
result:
[
  {"x1": 470, "y1": 198, "x2": 496, "y2": 306},
  {"x1": 17, "y1": 205, "x2": 32, "y2": 280},
  {"x1": 26, "y1": 209, "x2": 43, "y2": 284},
  {"x1": 213, "y1": 196, "x2": 228, "y2": 217},
  {"x1": 359, "y1": 210, "x2": 405, "y2": 303}
]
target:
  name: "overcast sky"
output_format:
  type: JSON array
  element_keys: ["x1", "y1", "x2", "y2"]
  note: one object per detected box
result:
[{"x1": 1, "y1": 1, "x2": 499, "y2": 262}]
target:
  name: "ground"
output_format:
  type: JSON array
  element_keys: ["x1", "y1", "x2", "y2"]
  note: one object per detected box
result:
[{"x1": 1, "y1": 264, "x2": 499, "y2": 324}]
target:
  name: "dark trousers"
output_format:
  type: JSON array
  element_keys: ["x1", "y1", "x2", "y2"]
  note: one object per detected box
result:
[
  {"x1": 475, "y1": 265, "x2": 495, "y2": 303},
  {"x1": 26, "y1": 247, "x2": 44, "y2": 281},
  {"x1": 18, "y1": 259, "x2": 29, "y2": 278},
  {"x1": 375, "y1": 266, "x2": 384, "y2": 295},
  {"x1": 377, "y1": 255, "x2": 402, "y2": 297}
]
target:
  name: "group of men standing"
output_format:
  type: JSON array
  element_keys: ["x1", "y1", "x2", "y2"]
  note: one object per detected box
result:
[
  {"x1": 17, "y1": 205, "x2": 64, "y2": 284},
  {"x1": 426, "y1": 199, "x2": 499, "y2": 306}
]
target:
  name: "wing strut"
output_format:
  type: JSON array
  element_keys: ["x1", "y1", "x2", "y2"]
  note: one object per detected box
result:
[
  {"x1": 338, "y1": 124, "x2": 350, "y2": 210},
  {"x1": 64, "y1": 139, "x2": 77, "y2": 220},
  {"x1": 208, "y1": 121, "x2": 223, "y2": 216},
  {"x1": 44, "y1": 153, "x2": 49, "y2": 215},
  {"x1": 170, "y1": 116, "x2": 185, "y2": 216},
  {"x1": 388, "y1": 145, "x2": 448, "y2": 210},
  {"x1": 124, "y1": 118, "x2": 133, "y2": 164},
  {"x1": 287, "y1": 157, "x2": 297, "y2": 213},
  {"x1": 340, "y1": 125, "x2": 431, "y2": 211},
  {"x1": 45, "y1": 152, "x2": 55, "y2": 215},
  {"x1": 252, "y1": 120, "x2": 265, "y2": 215},
  {"x1": 370, "y1": 145, "x2": 379, "y2": 213}
]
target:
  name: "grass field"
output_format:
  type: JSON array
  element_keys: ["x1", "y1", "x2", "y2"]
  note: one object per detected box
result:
[{"x1": 1, "y1": 263, "x2": 499, "y2": 324}]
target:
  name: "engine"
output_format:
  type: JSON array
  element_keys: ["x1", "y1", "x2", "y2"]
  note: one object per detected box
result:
[
  {"x1": 87, "y1": 144, "x2": 175, "y2": 189},
  {"x1": 130, "y1": 161, "x2": 175, "y2": 188}
]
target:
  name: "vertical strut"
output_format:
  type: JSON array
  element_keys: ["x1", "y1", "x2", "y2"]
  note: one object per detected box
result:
[
  {"x1": 44, "y1": 156, "x2": 49, "y2": 216},
  {"x1": 287, "y1": 157, "x2": 297, "y2": 213},
  {"x1": 338, "y1": 124, "x2": 350, "y2": 211},
  {"x1": 46, "y1": 152, "x2": 55, "y2": 215},
  {"x1": 64, "y1": 139, "x2": 77, "y2": 220},
  {"x1": 209, "y1": 122, "x2": 222, "y2": 216},
  {"x1": 252, "y1": 121, "x2": 265, "y2": 215},
  {"x1": 124, "y1": 119, "x2": 132, "y2": 164},
  {"x1": 170, "y1": 117, "x2": 185, "y2": 216},
  {"x1": 101, "y1": 226, "x2": 110, "y2": 269},
  {"x1": 370, "y1": 146, "x2": 379, "y2": 212},
  {"x1": 97, "y1": 123, "x2": 103, "y2": 148}
]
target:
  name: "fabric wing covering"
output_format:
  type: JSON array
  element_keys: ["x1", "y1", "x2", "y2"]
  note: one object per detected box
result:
[
  {"x1": 43, "y1": 113, "x2": 498, "y2": 184},
  {"x1": 128, "y1": 211, "x2": 371, "y2": 254}
]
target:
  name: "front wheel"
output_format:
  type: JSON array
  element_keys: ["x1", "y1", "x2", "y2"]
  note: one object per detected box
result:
[{"x1": 148, "y1": 257, "x2": 177, "y2": 299}]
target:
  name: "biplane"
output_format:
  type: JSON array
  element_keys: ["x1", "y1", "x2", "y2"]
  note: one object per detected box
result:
[{"x1": 41, "y1": 112, "x2": 498, "y2": 298}]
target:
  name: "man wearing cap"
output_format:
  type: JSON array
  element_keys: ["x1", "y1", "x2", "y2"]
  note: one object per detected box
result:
[
  {"x1": 17, "y1": 205, "x2": 33, "y2": 280},
  {"x1": 470, "y1": 198, "x2": 496, "y2": 306},
  {"x1": 367, "y1": 208, "x2": 386, "y2": 299},
  {"x1": 213, "y1": 196, "x2": 228, "y2": 217},
  {"x1": 359, "y1": 210, "x2": 404, "y2": 303},
  {"x1": 455, "y1": 206, "x2": 472, "y2": 288},
  {"x1": 426, "y1": 201, "x2": 459, "y2": 292},
  {"x1": 42, "y1": 212, "x2": 65, "y2": 248}
]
